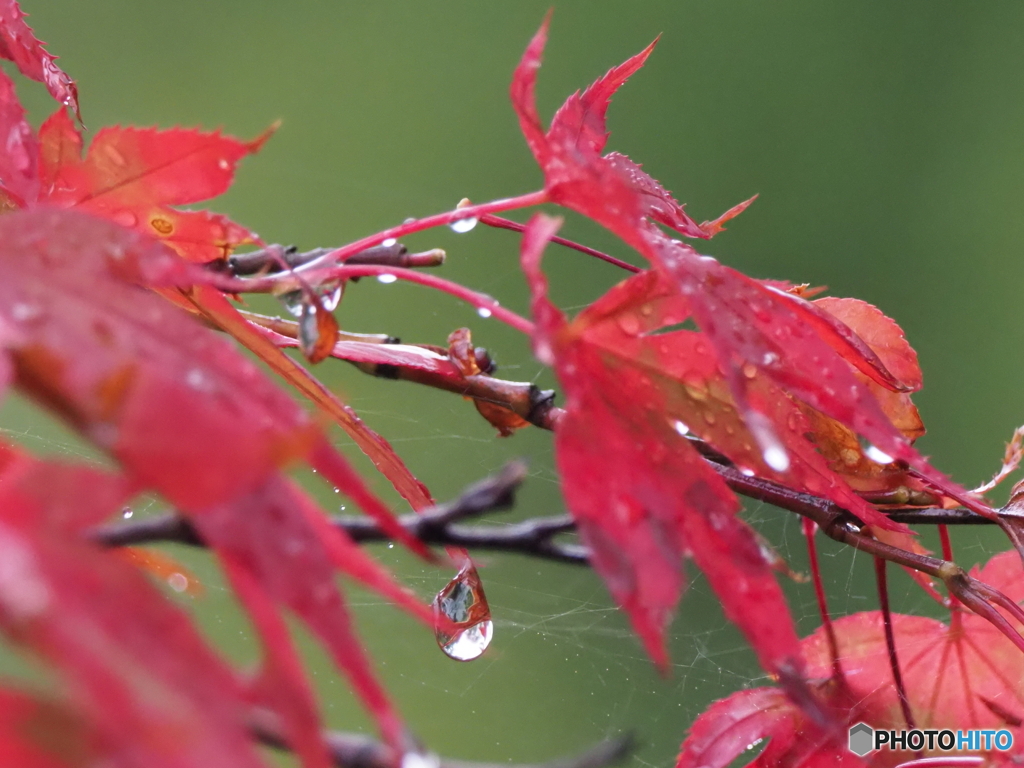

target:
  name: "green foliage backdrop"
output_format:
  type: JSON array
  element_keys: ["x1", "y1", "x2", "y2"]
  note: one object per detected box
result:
[{"x1": 3, "y1": 2, "x2": 1023, "y2": 765}]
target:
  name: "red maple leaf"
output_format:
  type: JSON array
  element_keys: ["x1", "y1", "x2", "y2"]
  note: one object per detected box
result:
[
  {"x1": 521, "y1": 214, "x2": 807, "y2": 683},
  {"x1": 0, "y1": 66, "x2": 267, "y2": 263},
  {"x1": 510, "y1": 16, "x2": 988, "y2": 523},
  {"x1": 0, "y1": 48, "x2": 434, "y2": 513},
  {"x1": 0, "y1": 0, "x2": 79, "y2": 120},
  {"x1": 0, "y1": 207, "x2": 435, "y2": 758},
  {"x1": 507, "y1": 19, "x2": 1001, "y2": 683},
  {"x1": 677, "y1": 549, "x2": 1024, "y2": 767},
  {"x1": 0, "y1": 443, "x2": 272, "y2": 768}
]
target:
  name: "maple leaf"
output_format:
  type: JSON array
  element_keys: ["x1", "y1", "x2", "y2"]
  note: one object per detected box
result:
[
  {"x1": 0, "y1": 0, "x2": 79, "y2": 120},
  {"x1": 0, "y1": 688, "x2": 95, "y2": 768},
  {"x1": 521, "y1": 213, "x2": 807, "y2": 681},
  {"x1": 678, "y1": 549, "x2": 1024, "y2": 767},
  {"x1": 0, "y1": 207, "x2": 434, "y2": 757},
  {"x1": 510, "y1": 15, "x2": 993, "y2": 533},
  {"x1": 0, "y1": 64, "x2": 267, "y2": 262},
  {"x1": 0, "y1": 48, "x2": 436, "y2": 514},
  {"x1": 0, "y1": 443, "x2": 272, "y2": 768}
]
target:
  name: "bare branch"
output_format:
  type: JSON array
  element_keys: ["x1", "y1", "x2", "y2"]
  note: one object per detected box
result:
[
  {"x1": 225, "y1": 243, "x2": 445, "y2": 276},
  {"x1": 93, "y1": 461, "x2": 589, "y2": 565}
]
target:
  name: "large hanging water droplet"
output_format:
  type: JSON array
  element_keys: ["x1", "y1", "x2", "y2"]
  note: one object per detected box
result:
[
  {"x1": 298, "y1": 301, "x2": 320, "y2": 357},
  {"x1": 449, "y1": 216, "x2": 478, "y2": 234},
  {"x1": 432, "y1": 562, "x2": 492, "y2": 661}
]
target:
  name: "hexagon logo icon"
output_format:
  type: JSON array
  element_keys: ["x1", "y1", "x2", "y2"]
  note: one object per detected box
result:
[{"x1": 848, "y1": 722, "x2": 874, "y2": 757}]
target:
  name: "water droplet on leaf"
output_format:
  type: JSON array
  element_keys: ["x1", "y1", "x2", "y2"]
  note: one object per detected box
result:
[
  {"x1": 113, "y1": 211, "x2": 137, "y2": 228},
  {"x1": 168, "y1": 573, "x2": 189, "y2": 593},
  {"x1": 746, "y1": 411, "x2": 790, "y2": 473},
  {"x1": 319, "y1": 280, "x2": 343, "y2": 311},
  {"x1": 377, "y1": 273, "x2": 398, "y2": 284},
  {"x1": 402, "y1": 752, "x2": 440, "y2": 768},
  {"x1": 449, "y1": 216, "x2": 478, "y2": 234},
  {"x1": 618, "y1": 314, "x2": 641, "y2": 335},
  {"x1": 433, "y1": 562, "x2": 493, "y2": 661},
  {"x1": 279, "y1": 290, "x2": 304, "y2": 317},
  {"x1": 122, "y1": 507, "x2": 133, "y2": 519},
  {"x1": 865, "y1": 444, "x2": 894, "y2": 464}
]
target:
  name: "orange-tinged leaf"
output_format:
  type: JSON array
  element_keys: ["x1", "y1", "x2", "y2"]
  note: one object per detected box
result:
[
  {"x1": 522, "y1": 214, "x2": 804, "y2": 675},
  {"x1": 36, "y1": 109, "x2": 270, "y2": 262},
  {"x1": 510, "y1": 18, "x2": 992, "y2": 528}
]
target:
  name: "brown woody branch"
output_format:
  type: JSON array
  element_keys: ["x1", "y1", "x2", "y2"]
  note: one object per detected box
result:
[
  {"x1": 225, "y1": 243, "x2": 446, "y2": 276},
  {"x1": 93, "y1": 461, "x2": 589, "y2": 565}
]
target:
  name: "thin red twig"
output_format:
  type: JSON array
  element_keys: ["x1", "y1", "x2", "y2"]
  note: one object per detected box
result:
[
  {"x1": 306, "y1": 191, "x2": 550, "y2": 271},
  {"x1": 480, "y1": 214, "x2": 641, "y2": 273},
  {"x1": 802, "y1": 518, "x2": 843, "y2": 680},
  {"x1": 874, "y1": 556, "x2": 918, "y2": 736}
]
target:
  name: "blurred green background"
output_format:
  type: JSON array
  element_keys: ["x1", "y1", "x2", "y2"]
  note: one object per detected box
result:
[{"x1": 3, "y1": 1, "x2": 1024, "y2": 766}]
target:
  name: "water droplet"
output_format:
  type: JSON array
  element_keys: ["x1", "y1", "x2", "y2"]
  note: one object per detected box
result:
[
  {"x1": 381, "y1": 237, "x2": 397, "y2": 247},
  {"x1": 279, "y1": 290, "x2": 304, "y2": 317},
  {"x1": 449, "y1": 216, "x2": 478, "y2": 234},
  {"x1": 105, "y1": 145, "x2": 126, "y2": 167},
  {"x1": 477, "y1": 306, "x2": 492, "y2": 318},
  {"x1": 185, "y1": 368, "x2": 208, "y2": 390},
  {"x1": 402, "y1": 752, "x2": 440, "y2": 768},
  {"x1": 298, "y1": 301, "x2": 320, "y2": 356},
  {"x1": 433, "y1": 562, "x2": 492, "y2": 661},
  {"x1": 618, "y1": 315, "x2": 641, "y2": 335},
  {"x1": 338, "y1": 504, "x2": 345, "y2": 511},
  {"x1": 218, "y1": 158, "x2": 230, "y2": 170},
  {"x1": 762, "y1": 352, "x2": 779, "y2": 366},
  {"x1": 113, "y1": 210, "x2": 137, "y2": 228},
  {"x1": 865, "y1": 444, "x2": 894, "y2": 464},
  {"x1": 377, "y1": 273, "x2": 398, "y2": 284},
  {"x1": 763, "y1": 445, "x2": 790, "y2": 472},
  {"x1": 682, "y1": 373, "x2": 709, "y2": 402},
  {"x1": 387, "y1": 542, "x2": 395, "y2": 549},
  {"x1": 319, "y1": 280, "x2": 343, "y2": 311},
  {"x1": 672, "y1": 420, "x2": 690, "y2": 436},
  {"x1": 11, "y1": 303, "x2": 41, "y2": 322},
  {"x1": 740, "y1": 468, "x2": 756, "y2": 477},
  {"x1": 168, "y1": 573, "x2": 189, "y2": 593},
  {"x1": 122, "y1": 507, "x2": 133, "y2": 519},
  {"x1": 333, "y1": 487, "x2": 340, "y2": 494},
  {"x1": 746, "y1": 411, "x2": 790, "y2": 473}
]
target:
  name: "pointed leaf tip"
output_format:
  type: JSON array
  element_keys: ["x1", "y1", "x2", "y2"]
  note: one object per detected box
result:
[{"x1": 698, "y1": 194, "x2": 757, "y2": 237}]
